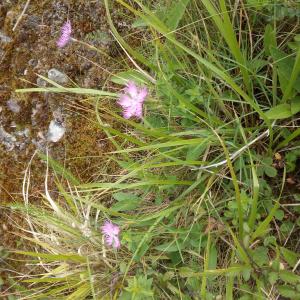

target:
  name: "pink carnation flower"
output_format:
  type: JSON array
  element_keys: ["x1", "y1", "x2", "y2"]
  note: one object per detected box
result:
[
  {"x1": 101, "y1": 221, "x2": 121, "y2": 249},
  {"x1": 117, "y1": 81, "x2": 148, "y2": 119},
  {"x1": 57, "y1": 20, "x2": 72, "y2": 48}
]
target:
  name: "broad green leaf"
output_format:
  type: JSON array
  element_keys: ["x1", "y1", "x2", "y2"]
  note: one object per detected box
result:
[
  {"x1": 186, "y1": 143, "x2": 206, "y2": 161},
  {"x1": 251, "y1": 246, "x2": 269, "y2": 267},
  {"x1": 179, "y1": 267, "x2": 198, "y2": 278},
  {"x1": 165, "y1": 0, "x2": 191, "y2": 31},
  {"x1": 111, "y1": 199, "x2": 140, "y2": 212},
  {"x1": 270, "y1": 47, "x2": 300, "y2": 94},
  {"x1": 277, "y1": 285, "x2": 299, "y2": 299},
  {"x1": 242, "y1": 268, "x2": 251, "y2": 281},
  {"x1": 279, "y1": 270, "x2": 300, "y2": 284},
  {"x1": 274, "y1": 209, "x2": 284, "y2": 221},
  {"x1": 264, "y1": 165, "x2": 277, "y2": 177},
  {"x1": 265, "y1": 104, "x2": 292, "y2": 120},
  {"x1": 111, "y1": 192, "x2": 142, "y2": 211},
  {"x1": 113, "y1": 192, "x2": 140, "y2": 202},
  {"x1": 291, "y1": 96, "x2": 300, "y2": 115},
  {"x1": 281, "y1": 247, "x2": 299, "y2": 267},
  {"x1": 268, "y1": 272, "x2": 278, "y2": 285},
  {"x1": 247, "y1": 0, "x2": 269, "y2": 9},
  {"x1": 132, "y1": 17, "x2": 147, "y2": 28},
  {"x1": 264, "y1": 24, "x2": 276, "y2": 56},
  {"x1": 208, "y1": 245, "x2": 218, "y2": 271},
  {"x1": 124, "y1": 276, "x2": 153, "y2": 299},
  {"x1": 283, "y1": 48, "x2": 300, "y2": 102},
  {"x1": 155, "y1": 241, "x2": 179, "y2": 252}
]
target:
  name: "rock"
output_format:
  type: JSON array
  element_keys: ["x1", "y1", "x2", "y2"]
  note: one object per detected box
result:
[
  {"x1": 16, "y1": 127, "x2": 30, "y2": 138},
  {"x1": 47, "y1": 120, "x2": 65, "y2": 142},
  {"x1": 36, "y1": 77, "x2": 47, "y2": 87},
  {"x1": 31, "y1": 102, "x2": 43, "y2": 126},
  {"x1": 0, "y1": 125, "x2": 16, "y2": 151},
  {"x1": 47, "y1": 68, "x2": 68, "y2": 84},
  {"x1": 28, "y1": 59, "x2": 38, "y2": 67},
  {"x1": 6, "y1": 99, "x2": 21, "y2": 113},
  {"x1": 0, "y1": 31, "x2": 12, "y2": 44}
]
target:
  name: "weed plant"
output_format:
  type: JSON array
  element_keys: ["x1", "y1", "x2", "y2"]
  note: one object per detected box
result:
[{"x1": 10, "y1": 0, "x2": 300, "y2": 299}]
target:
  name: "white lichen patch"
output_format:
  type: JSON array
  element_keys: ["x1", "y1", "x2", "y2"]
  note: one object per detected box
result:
[
  {"x1": 47, "y1": 120, "x2": 66, "y2": 142},
  {"x1": 7, "y1": 99, "x2": 21, "y2": 113}
]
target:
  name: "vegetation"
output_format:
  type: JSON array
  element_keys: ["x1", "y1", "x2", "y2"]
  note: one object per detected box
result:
[{"x1": 7, "y1": 0, "x2": 300, "y2": 299}]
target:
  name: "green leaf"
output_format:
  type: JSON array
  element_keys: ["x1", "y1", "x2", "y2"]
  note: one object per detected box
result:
[
  {"x1": 242, "y1": 268, "x2": 251, "y2": 281},
  {"x1": 265, "y1": 104, "x2": 292, "y2": 120},
  {"x1": 179, "y1": 267, "x2": 198, "y2": 278},
  {"x1": 251, "y1": 246, "x2": 269, "y2": 267},
  {"x1": 113, "y1": 192, "x2": 140, "y2": 202},
  {"x1": 264, "y1": 165, "x2": 277, "y2": 178},
  {"x1": 247, "y1": 0, "x2": 269, "y2": 9},
  {"x1": 279, "y1": 270, "x2": 300, "y2": 284},
  {"x1": 186, "y1": 144, "x2": 206, "y2": 161},
  {"x1": 291, "y1": 96, "x2": 300, "y2": 115},
  {"x1": 111, "y1": 199, "x2": 140, "y2": 212},
  {"x1": 277, "y1": 285, "x2": 299, "y2": 299},
  {"x1": 155, "y1": 241, "x2": 179, "y2": 252},
  {"x1": 124, "y1": 276, "x2": 154, "y2": 300},
  {"x1": 264, "y1": 24, "x2": 276, "y2": 56},
  {"x1": 280, "y1": 221, "x2": 293, "y2": 234},
  {"x1": 264, "y1": 236, "x2": 276, "y2": 247},
  {"x1": 208, "y1": 245, "x2": 218, "y2": 270},
  {"x1": 132, "y1": 17, "x2": 147, "y2": 28},
  {"x1": 274, "y1": 209, "x2": 284, "y2": 221},
  {"x1": 165, "y1": 0, "x2": 191, "y2": 31},
  {"x1": 110, "y1": 69, "x2": 149, "y2": 85},
  {"x1": 111, "y1": 192, "x2": 142, "y2": 212},
  {"x1": 268, "y1": 272, "x2": 278, "y2": 285},
  {"x1": 270, "y1": 47, "x2": 300, "y2": 95},
  {"x1": 281, "y1": 247, "x2": 299, "y2": 268}
]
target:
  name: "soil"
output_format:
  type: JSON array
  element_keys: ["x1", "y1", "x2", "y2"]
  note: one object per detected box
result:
[{"x1": 0, "y1": 1, "x2": 129, "y2": 297}]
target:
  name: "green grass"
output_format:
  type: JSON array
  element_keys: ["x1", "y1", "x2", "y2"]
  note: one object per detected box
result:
[{"x1": 10, "y1": 0, "x2": 300, "y2": 299}]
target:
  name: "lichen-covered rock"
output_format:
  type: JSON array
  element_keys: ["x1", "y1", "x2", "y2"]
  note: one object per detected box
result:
[
  {"x1": 47, "y1": 68, "x2": 68, "y2": 84},
  {"x1": 7, "y1": 99, "x2": 21, "y2": 113},
  {"x1": 0, "y1": 125, "x2": 16, "y2": 151},
  {"x1": 47, "y1": 120, "x2": 65, "y2": 142}
]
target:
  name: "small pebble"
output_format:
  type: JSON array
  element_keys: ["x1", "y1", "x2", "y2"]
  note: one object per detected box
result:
[
  {"x1": 0, "y1": 31, "x2": 12, "y2": 44},
  {"x1": 48, "y1": 68, "x2": 68, "y2": 84},
  {"x1": 0, "y1": 126, "x2": 17, "y2": 151},
  {"x1": 7, "y1": 99, "x2": 21, "y2": 113},
  {"x1": 36, "y1": 77, "x2": 47, "y2": 87},
  {"x1": 47, "y1": 120, "x2": 66, "y2": 142}
]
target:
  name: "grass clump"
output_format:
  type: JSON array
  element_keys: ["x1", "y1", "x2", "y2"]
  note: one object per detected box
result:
[{"x1": 10, "y1": 0, "x2": 300, "y2": 299}]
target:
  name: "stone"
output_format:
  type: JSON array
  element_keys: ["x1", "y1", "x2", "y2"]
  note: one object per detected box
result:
[
  {"x1": 7, "y1": 99, "x2": 21, "y2": 113},
  {"x1": 0, "y1": 31, "x2": 12, "y2": 44},
  {"x1": 47, "y1": 68, "x2": 68, "y2": 84},
  {"x1": 47, "y1": 120, "x2": 66, "y2": 142},
  {"x1": 0, "y1": 125, "x2": 16, "y2": 151}
]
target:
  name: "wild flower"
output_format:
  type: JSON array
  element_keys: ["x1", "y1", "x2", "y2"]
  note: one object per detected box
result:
[
  {"x1": 117, "y1": 81, "x2": 148, "y2": 119},
  {"x1": 101, "y1": 221, "x2": 121, "y2": 249},
  {"x1": 57, "y1": 20, "x2": 72, "y2": 48}
]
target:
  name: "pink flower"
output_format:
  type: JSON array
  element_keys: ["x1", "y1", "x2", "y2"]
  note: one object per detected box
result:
[
  {"x1": 117, "y1": 81, "x2": 148, "y2": 119},
  {"x1": 57, "y1": 20, "x2": 72, "y2": 48},
  {"x1": 101, "y1": 221, "x2": 121, "y2": 249}
]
